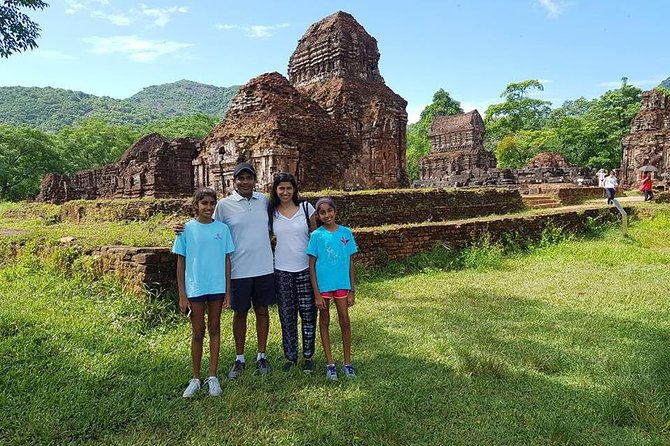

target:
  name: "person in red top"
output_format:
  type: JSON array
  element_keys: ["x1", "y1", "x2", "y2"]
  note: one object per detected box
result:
[{"x1": 640, "y1": 172, "x2": 654, "y2": 201}]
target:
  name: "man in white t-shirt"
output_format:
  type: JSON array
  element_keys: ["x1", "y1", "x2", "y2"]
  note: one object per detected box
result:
[{"x1": 215, "y1": 163, "x2": 275, "y2": 378}]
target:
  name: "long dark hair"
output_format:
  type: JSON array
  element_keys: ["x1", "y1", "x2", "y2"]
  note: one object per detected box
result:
[{"x1": 268, "y1": 172, "x2": 300, "y2": 233}]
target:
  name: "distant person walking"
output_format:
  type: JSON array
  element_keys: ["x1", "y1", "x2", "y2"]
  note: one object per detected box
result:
[
  {"x1": 603, "y1": 170, "x2": 618, "y2": 205},
  {"x1": 640, "y1": 172, "x2": 654, "y2": 201},
  {"x1": 597, "y1": 168, "x2": 607, "y2": 198},
  {"x1": 268, "y1": 172, "x2": 318, "y2": 373},
  {"x1": 597, "y1": 169, "x2": 607, "y2": 187},
  {"x1": 172, "y1": 188, "x2": 234, "y2": 398}
]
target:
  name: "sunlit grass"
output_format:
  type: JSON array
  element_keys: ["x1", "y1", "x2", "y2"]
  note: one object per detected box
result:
[{"x1": 0, "y1": 211, "x2": 670, "y2": 445}]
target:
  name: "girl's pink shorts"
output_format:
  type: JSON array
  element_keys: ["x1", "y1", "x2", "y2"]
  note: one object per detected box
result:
[{"x1": 321, "y1": 289, "x2": 348, "y2": 299}]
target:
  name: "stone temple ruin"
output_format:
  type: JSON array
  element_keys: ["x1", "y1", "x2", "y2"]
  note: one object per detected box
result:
[
  {"x1": 38, "y1": 134, "x2": 198, "y2": 202},
  {"x1": 621, "y1": 89, "x2": 670, "y2": 186},
  {"x1": 288, "y1": 11, "x2": 408, "y2": 189},
  {"x1": 194, "y1": 72, "x2": 355, "y2": 192},
  {"x1": 420, "y1": 110, "x2": 495, "y2": 185},
  {"x1": 416, "y1": 110, "x2": 592, "y2": 188},
  {"x1": 38, "y1": 11, "x2": 408, "y2": 203}
]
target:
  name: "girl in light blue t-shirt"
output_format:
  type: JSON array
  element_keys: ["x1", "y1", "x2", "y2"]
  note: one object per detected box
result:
[
  {"x1": 306, "y1": 197, "x2": 358, "y2": 381},
  {"x1": 172, "y1": 188, "x2": 234, "y2": 398}
]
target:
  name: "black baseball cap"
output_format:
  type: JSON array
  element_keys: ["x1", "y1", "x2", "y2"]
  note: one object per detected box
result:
[{"x1": 233, "y1": 162, "x2": 256, "y2": 178}]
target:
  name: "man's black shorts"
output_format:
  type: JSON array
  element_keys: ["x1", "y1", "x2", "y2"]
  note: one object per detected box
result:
[{"x1": 230, "y1": 273, "x2": 275, "y2": 313}]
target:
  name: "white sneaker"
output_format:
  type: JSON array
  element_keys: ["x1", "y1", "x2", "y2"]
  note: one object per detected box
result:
[
  {"x1": 206, "y1": 376, "x2": 222, "y2": 396},
  {"x1": 182, "y1": 378, "x2": 200, "y2": 398}
]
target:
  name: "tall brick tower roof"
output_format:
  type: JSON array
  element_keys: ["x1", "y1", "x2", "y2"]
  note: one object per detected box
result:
[{"x1": 288, "y1": 11, "x2": 384, "y2": 87}]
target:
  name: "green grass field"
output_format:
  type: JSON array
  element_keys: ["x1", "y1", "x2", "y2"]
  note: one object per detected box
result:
[{"x1": 1, "y1": 210, "x2": 669, "y2": 445}]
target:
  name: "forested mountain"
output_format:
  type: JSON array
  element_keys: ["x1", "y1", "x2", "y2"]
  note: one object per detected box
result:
[
  {"x1": 0, "y1": 81, "x2": 240, "y2": 132},
  {"x1": 127, "y1": 80, "x2": 239, "y2": 115},
  {"x1": 660, "y1": 76, "x2": 670, "y2": 89}
]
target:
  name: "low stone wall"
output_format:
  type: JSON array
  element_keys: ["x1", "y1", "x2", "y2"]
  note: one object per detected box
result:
[
  {"x1": 92, "y1": 246, "x2": 176, "y2": 295},
  {"x1": 61, "y1": 199, "x2": 193, "y2": 223},
  {"x1": 59, "y1": 188, "x2": 525, "y2": 227},
  {"x1": 354, "y1": 207, "x2": 623, "y2": 265},
  {"x1": 552, "y1": 187, "x2": 604, "y2": 205},
  {"x1": 303, "y1": 188, "x2": 524, "y2": 227},
  {"x1": 656, "y1": 191, "x2": 670, "y2": 203},
  {"x1": 95, "y1": 207, "x2": 626, "y2": 294}
]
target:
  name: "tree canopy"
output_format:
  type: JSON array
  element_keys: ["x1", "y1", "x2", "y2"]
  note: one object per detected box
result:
[
  {"x1": 0, "y1": 124, "x2": 60, "y2": 200},
  {"x1": 480, "y1": 78, "x2": 641, "y2": 170},
  {"x1": 484, "y1": 80, "x2": 552, "y2": 150},
  {"x1": 0, "y1": 113, "x2": 222, "y2": 201},
  {"x1": 0, "y1": 0, "x2": 48, "y2": 58}
]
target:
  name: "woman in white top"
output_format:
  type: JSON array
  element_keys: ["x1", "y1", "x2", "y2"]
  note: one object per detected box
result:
[
  {"x1": 603, "y1": 170, "x2": 618, "y2": 205},
  {"x1": 268, "y1": 172, "x2": 317, "y2": 373}
]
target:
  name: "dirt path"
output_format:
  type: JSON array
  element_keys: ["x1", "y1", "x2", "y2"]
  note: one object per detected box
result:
[{"x1": 0, "y1": 228, "x2": 23, "y2": 236}]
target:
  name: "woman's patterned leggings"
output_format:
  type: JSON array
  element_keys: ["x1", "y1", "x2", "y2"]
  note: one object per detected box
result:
[{"x1": 275, "y1": 268, "x2": 317, "y2": 362}]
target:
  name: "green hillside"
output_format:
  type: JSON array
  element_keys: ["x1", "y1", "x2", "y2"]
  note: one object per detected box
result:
[
  {"x1": 0, "y1": 81, "x2": 240, "y2": 132},
  {"x1": 127, "y1": 79, "x2": 239, "y2": 115},
  {"x1": 660, "y1": 76, "x2": 670, "y2": 89}
]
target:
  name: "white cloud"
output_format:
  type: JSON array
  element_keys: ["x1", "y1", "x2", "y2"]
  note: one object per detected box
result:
[
  {"x1": 82, "y1": 35, "x2": 192, "y2": 62},
  {"x1": 65, "y1": 1, "x2": 187, "y2": 27},
  {"x1": 461, "y1": 100, "x2": 498, "y2": 116},
  {"x1": 32, "y1": 50, "x2": 76, "y2": 60},
  {"x1": 65, "y1": 0, "x2": 85, "y2": 14},
  {"x1": 215, "y1": 23, "x2": 290, "y2": 38},
  {"x1": 136, "y1": 4, "x2": 189, "y2": 27},
  {"x1": 65, "y1": 0, "x2": 108, "y2": 14},
  {"x1": 538, "y1": 0, "x2": 569, "y2": 18},
  {"x1": 91, "y1": 11, "x2": 133, "y2": 26}
]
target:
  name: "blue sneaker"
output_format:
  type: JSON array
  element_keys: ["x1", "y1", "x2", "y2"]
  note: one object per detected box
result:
[
  {"x1": 342, "y1": 364, "x2": 356, "y2": 378},
  {"x1": 326, "y1": 364, "x2": 338, "y2": 381},
  {"x1": 227, "y1": 360, "x2": 245, "y2": 380},
  {"x1": 256, "y1": 357, "x2": 272, "y2": 375}
]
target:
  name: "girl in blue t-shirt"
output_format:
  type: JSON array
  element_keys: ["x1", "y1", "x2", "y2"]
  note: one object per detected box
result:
[
  {"x1": 172, "y1": 188, "x2": 235, "y2": 398},
  {"x1": 306, "y1": 197, "x2": 358, "y2": 381}
]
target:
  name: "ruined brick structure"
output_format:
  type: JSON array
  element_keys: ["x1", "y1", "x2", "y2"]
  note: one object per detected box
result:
[
  {"x1": 40, "y1": 11, "x2": 408, "y2": 201},
  {"x1": 194, "y1": 73, "x2": 355, "y2": 192},
  {"x1": 526, "y1": 152, "x2": 570, "y2": 168},
  {"x1": 415, "y1": 116, "x2": 595, "y2": 188},
  {"x1": 420, "y1": 110, "x2": 495, "y2": 183},
  {"x1": 621, "y1": 90, "x2": 670, "y2": 185},
  {"x1": 38, "y1": 134, "x2": 198, "y2": 203},
  {"x1": 288, "y1": 11, "x2": 408, "y2": 189}
]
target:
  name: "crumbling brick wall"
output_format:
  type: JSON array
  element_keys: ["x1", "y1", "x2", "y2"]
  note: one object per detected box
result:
[
  {"x1": 38, "y1": 134, "x2": 198, "y2": 203},
  {"x1": 621, "y1": 90, "x2": 670, "y2": 186}
]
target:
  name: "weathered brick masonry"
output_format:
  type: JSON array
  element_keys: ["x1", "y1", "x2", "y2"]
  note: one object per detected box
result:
[
  {"x1": 94, "y1": 207, "x2": 625, "y2": 294},
  {"x1": 553, "y1": 186, "x2": 604, "y2": 205},
  {"x1": 58, "y1": 188, "x2": 524, "y2": 227},
  {"x1": 61, "y1": 199, "x2": 193, "y2": 223},
  {"x1": 354, "y1": 207, "x2": 622, "y2": 265},
  {"x1": 92, "y1": 246, "x2": 177, "y2": 295},
  {"x1": 308, "y1": 189, "x2": 524, "y2": 227}
]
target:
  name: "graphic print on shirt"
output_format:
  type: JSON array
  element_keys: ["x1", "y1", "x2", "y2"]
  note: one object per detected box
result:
[{"x1": 325, "y1": 235, "x2": 342, "y2": 264}]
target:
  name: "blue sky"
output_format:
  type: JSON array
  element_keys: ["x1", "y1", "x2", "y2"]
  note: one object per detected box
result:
[{"x1": 1, "y1": 0, "x2": 668, "y2": 123}]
